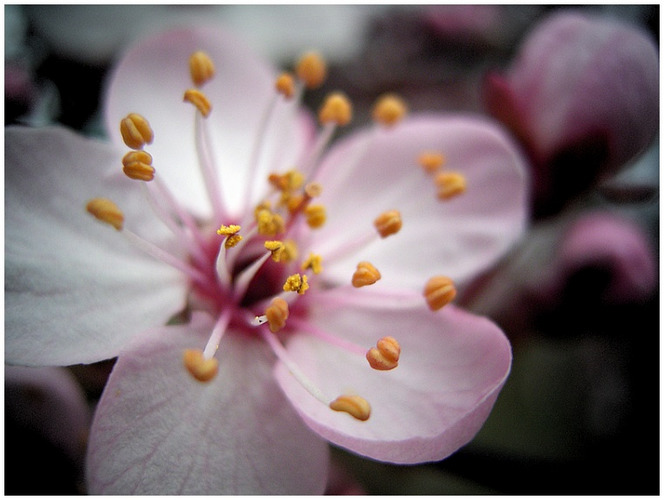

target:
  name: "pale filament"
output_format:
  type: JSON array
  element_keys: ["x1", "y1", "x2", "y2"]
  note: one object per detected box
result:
[
  {"x1": 318, "y1": 286, "x2": 424, "y2": 310},
  {"x1": 193, "y1": 112, "x2": 228, "y2": 222},
  {"x1": 202, "y1": 308, "x2": 232, "y2": 359}
]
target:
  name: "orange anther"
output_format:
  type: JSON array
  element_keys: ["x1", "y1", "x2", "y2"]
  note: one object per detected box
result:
[
  {"x1": 424, "y1": 276, "x2": 457, "y2": 311},
  {"x1": 329, "y1": 395, "x2": 371, "y2": 421},
  {"x1": 86, "y1": 198, "x2": 124, "y2": 231},
  {"x1": 265, "y1": 298, "x2": 289, "y2": 333},
  {"x1": 189, "y1": 51, "x2": 215, "y2": 87},
  {"x1": 184, "y1": 88, "x2": 212, "y2": 117},
  {"x1": 374, "y1": 210, "x2": 402, "y2": 238},
  {"x1": 366, "y1": 336, "x2": 401, "y2": 371},
  {"x1": 275, "y1": 72, "x2": 296, "y2": 99},
  {"x1": 318, "y1": 92, "x2": 352, "y2": 126},
  {"x1": 120, "y1": 113, "x2": 153, "y2": 150},
  {"x1": 122, "y1": 150, "x2": 155, "y2": 181},
  {"x1": 296, "y1": 51, "x2": 327, "y2": 89},
  {"x1": 352, "y1": 261, "x2": 381, "y2": 288},
  {"x1": 418, "y1": 151, "x2": 446, "y2": 174},
  {"x1": 435, "y1": 171, "x2": 467, "y2": 200},
  {"x1": 372, "y1": 93, "x2": 407, "y2": 127},
  {"x1": 183, "y1": 348, "x2": 219, "y2": 382}
]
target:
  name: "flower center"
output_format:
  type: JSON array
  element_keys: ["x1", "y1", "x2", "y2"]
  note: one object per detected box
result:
[{"x1": 86, "y1": 49, "x2": 467, "y2": 421}]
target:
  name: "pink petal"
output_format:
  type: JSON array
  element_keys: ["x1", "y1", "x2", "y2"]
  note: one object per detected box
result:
[
  {"x1": 104, "y1": 26, "x2": 311, "y2": 217},
  {"x1": 6, "y1": 126, "x2": 187, "y2": 366},
  {"x1": 274, "y1": 300, "x2": 512, "y2": 464},
  {"x1": 87, "y1": 313, "x2": 329, "y2": 494},
  {"x1": 311, "y1": 114, "x2": 529, "y2": 288}
]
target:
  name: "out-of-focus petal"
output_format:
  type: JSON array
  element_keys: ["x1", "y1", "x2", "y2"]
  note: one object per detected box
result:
[
  {"x1": 275, "y1": 301, "x2": 512, "y2": 464},
  {"x1": 86, "y1": 313, "x2": 329, "y2": 494},
  {"x1": 547, "y1": 212, "x2": 657, "y2": 303},
  {"x1": 104, "y1": 26, "x2": 311, "y2": 217},
  {"x1": 311, "y1": 114, "x2": 529, "y2": 288},
  {"x1": 6, "y1": 126, "x2": 186, "y2": 366}
]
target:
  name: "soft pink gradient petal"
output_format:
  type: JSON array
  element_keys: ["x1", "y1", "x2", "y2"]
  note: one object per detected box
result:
[
  {"x1": 87, "y1": 313, "x2": 329, "y2": 494},
  {"x1": 6, "y1": 127, "x2": 187, "y2": 366},
  {"x1": 310, "y1": 114, "x2": 528, "y2": 288},
  {"x1": 275, "y1": 300, "x2": 512, "y2": 464},
  {"x1": 104, "y1": 26, "x2": 312, "y2": 217}
]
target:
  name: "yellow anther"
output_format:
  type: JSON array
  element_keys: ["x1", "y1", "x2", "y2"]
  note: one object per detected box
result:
[
  {"x1": 265, "y1": 297, "x2": 289, "y2": 333},
  {"x1": 366, "y1": 336, "x2": 401, "y2": 371},
  {"x1": 304, "y1": 204, "x2": 326, "y2": 229},
  {"x1": 283, "y1": 273, "x2": 309, "y2": 295},
  {"x1": 264, "y1": 240, "x2": 286, "y2": 262},
  {"x1": 122, "y1": 150, "x2": 155, "y2": 181},
  {"x1": 120, "y1": 113, "x2": 153, "y2": 150},
  {"x1": 183, "y1": 348, "x2": 219, "y2": 383},
  {"x1": 352, "y1": 261, "x2": 381, "y2": 288},
  {"x1": 374, "y1": 210, "x2": 402, "y2": 238},
  {"x1": 424, "y1": 276, "x2": 457, "y2": 311},
  {"x1": 256, "y1": 209, "x2": 285, "y2": 236},
  {"x1": 318, "y1": 92, "x2": 352, "y2": 126},
  {"x1": 189, "y1": 51, "x2": 215, "y2": 87},
  {"x1": 418, "y1": 151, "x2": 446, "y2": 174},
  {"x1": 184, "y1": 88, "x2": 212, "y2": 117},
  {"x1": 435, "y1": 171, "x2": 467, "y2": 200},
  {"x1": 329, "y1": 395, "x2": 371, "y2": 421},
  {"x1": 302, "y1": 253, "x2": 323, "y2": 275},
  {"x1": 372, "y1": 93, "x2": 408, "y2": 127},
  {"x1": 304, "y1": 182, "x2": 323, "y2": 198},
  {"x1": 275, "y1": 72, "x2": 296, "y2": 99},
  {"x1": 224, "y1": 234, "x2": 243, "y2": 248},
  {"x1": 86, "y1": 198, "x2": 124, "y2": 231},
  {"x1": 217, "y1": 225, "x2": 242, "y2": 247},
  {"x1": 216, "y1": 224, "x2": 241, "y2": 236},
  {"x1": 296, "y1": 51, "x2": 327, "y2": 89},
  {"x1": 281, "y1": 239, "x2": 299, "y2": 263}
]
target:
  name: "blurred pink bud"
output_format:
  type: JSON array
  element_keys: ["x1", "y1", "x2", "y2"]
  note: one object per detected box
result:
[
  {"x1": 484, "y1": 11, "x2": 659, "y2": 216},
  {"x1": 546, "y1": 212, "x2": 657, "y2": 304}
]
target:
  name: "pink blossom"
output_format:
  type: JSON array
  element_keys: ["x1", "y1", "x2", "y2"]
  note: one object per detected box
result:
[
  {"x1": 6, "y1": 27, "x2": 528, "y2": 493},
  {"x1": 483, "y1": 11, "x2": 659, "y2": 216}
]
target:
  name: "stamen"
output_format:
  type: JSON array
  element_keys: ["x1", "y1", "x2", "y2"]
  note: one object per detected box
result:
[
  {"x1": 329, "y1": 395, "x2": 371, "y2": 421},
  {"x1": 318, "y1": 92, "x2": 352, "y2": 126},
  {"x1": 217, "y1": 224, "x2": 242, "y2": 248},
  {"x1": 264, "y1": 240, "x2": 285, "y2": 262},
  {"x1": 424, "y1": 276, "x2": 457, "y2": 311},
  {"x1": 296, "y1": 51, "x2": 327, "y2": 89},
  {"x1": 217, "y1": 224, "x2": 241, "y2": 236},
  {"x1": 122, "y1": 151, "x2": 155, "y2": 181},
  {"x1": 189, "y1": 51, "x2": 215, "y2": 87},
  {"x1": 184, "y1": 88, "x2": 212, "y2": 117},
  {"x1": 86, "y1": 198, "x2": 124, "y2": 231},
  {"x1": 372, "y1": 93, "x2": 408, "y2": 127},
  {"x1": 301, "y1": 253, "x2": 323, "y2": 274},
  {"x1": 256, "y1": 208, "x2": 285, "y2": 236},
  {"x1": 374, "y1": 210, "x2": 402, "y2": 238},
  {"x1": 435, "y1": 171, "x2": 467, "y2": 200},
  {"x1": 283, "y1": 273, "x2": 309, "y2": 294},
  {"x1": 183, "y1": 348, "x2": 219, "y2": 383},
  {"x1": 366, "y1": 336, "x2": 400, "y2": 371},
  {"x1": 418, "y1": 151, "x2": 446, "y2": 174},
  {"x1": 352, "y1": 261, "x2": 381, "y2": 288},
  {"x1": 275, "y1": 72, "x2": 296, "y2": 99},
  {"x1": 120, "y1": 113, "x2": 153, "y2": 150},
  {"x1": 264, "y1": 297, "x2": 289, "y2": 333},
  {"x1": 304, "y1": 204, "x2": 326, "y2": 229}
]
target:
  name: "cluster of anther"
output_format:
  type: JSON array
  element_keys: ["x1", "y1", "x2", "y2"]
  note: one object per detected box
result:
[{"x1": 85, "y1": 48, "x2": 467, "y2": 423}]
